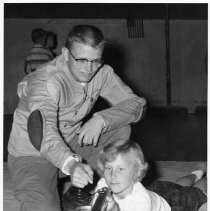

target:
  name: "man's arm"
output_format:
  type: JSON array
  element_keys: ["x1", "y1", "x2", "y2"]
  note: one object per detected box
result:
[
  {"x1": 96, "y1": 66, "x2": 146, "y2": 132},
  {"x1": 27, "y1": 109, "x2": 93, "y2": 187},
  {"x1": 25, "y1": 74, "x2": 93, "y2": 186},
  {"x1": 77, "y1": 66, "x2": 146, "y2": 147}
]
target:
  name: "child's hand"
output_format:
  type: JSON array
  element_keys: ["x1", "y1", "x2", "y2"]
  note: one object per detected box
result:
[{"x1": 101, "y1": 193, "x2": 120, "y2": 211}]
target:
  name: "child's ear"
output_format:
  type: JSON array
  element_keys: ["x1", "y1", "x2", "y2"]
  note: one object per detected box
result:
[
  {"x1": 98, "y1": 161, "x2": 104, "y2": 170},
  {"x1": 97, "y1": 161, "x2": 104, "y2": 178},
  {"x1": 133, "y1": 163, "x2": 142, "y2": 182}
]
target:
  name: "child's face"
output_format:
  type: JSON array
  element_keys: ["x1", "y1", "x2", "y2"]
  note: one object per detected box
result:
[{"x1": 103, "y1": 153, "x2": 137, "y2": 199}]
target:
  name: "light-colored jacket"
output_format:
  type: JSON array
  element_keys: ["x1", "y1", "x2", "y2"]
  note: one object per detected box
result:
[{"x1": 8, "y1": 53, "x2": 146, "y2": 173}]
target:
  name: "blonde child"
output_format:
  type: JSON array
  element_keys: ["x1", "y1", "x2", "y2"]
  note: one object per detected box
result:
[{"x1": 93, "y1": 140, "x2": 207, "y2": 211}]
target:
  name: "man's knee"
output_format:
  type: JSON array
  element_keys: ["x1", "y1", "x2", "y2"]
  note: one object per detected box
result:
[
  {"x1": 101, "y1": 125, "x2": 131, "y2": 144},
  {"x1": 115, "y1": 125, "x2": 131, "y2": 140}
]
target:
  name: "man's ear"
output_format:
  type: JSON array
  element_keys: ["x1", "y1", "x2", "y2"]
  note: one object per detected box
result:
[{"x1": 62, "y1": 47, "x2": 69, "y2": 61}]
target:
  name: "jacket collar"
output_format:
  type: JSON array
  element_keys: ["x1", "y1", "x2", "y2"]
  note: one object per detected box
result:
[{"x1": 55, "y1": 53, "x2": 86, "y2": 88}]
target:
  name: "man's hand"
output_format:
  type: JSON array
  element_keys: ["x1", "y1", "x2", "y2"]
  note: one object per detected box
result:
[
  {"x1": 77, "y1": 114, "x2": 105, "y2": 147},
  {"x1": 70, "y1": 162, "x2": 94, "y2": 188}
]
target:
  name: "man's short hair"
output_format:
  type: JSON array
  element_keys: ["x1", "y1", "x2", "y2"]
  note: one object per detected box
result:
[
  {"x1": 31, "y1": 28, "x2": 47, "y2": 43},
  {"x1": 65, "y1": 25, "x2": 106, "y2": 50}
]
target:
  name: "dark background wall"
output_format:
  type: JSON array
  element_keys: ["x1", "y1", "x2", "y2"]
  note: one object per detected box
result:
[
  {"x1": 4, "y1": 3, "x2": 207, "y2": 113},
  {"x1": 3, "y1": 3, "x2": 207, "y2": 162}
]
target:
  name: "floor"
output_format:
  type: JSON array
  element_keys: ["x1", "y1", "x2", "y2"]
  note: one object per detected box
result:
[{"x1": 3, "y1": 103, "x2": 207, "y2": 162}]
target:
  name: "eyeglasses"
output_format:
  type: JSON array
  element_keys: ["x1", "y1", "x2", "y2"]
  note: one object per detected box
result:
[{"x1": 69, "y1": 51, "x2": 104, "y2": 68}]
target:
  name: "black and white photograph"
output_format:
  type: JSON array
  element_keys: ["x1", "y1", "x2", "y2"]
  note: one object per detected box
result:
[{"x1": 3, "y1": 2, "x2": 208, "y2": 211}]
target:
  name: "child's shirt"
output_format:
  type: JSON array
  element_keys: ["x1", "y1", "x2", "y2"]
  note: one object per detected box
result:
[
  {"x1": 25, "y1": 44, "x2": 53, "y2": 74},
  {"x1": 95, "y1": 178, "x2": 171, "y2": 211}
]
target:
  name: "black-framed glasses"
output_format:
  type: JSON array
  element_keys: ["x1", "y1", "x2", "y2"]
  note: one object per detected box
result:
[{"x1": 69, "y1": 51, "x2": 104, "y2": 68}]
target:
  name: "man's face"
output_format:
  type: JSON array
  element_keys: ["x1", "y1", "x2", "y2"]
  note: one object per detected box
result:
[
  {"x1": 103, "y1": 153, "x2": 137, "y2": 199},
  {"x1": 67, "y1": 42, "x2": 104, "y2": 83}
]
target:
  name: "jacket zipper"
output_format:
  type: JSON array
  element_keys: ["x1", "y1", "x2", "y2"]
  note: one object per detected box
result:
[{"x1": 74, "y1": 84, "x2": 88, "y2": 115}]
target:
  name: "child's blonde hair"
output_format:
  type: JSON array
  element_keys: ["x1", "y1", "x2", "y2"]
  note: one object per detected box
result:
[{"x1": 98, "y1": 140, "x2": 149, "y2": 182}]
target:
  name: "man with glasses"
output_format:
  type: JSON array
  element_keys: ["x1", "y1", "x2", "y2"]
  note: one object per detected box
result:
[{"x1": 8, "y1": 25, "x2": 146, "y2": 210}]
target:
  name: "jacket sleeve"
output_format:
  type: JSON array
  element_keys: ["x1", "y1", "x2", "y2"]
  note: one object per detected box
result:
[
  {"x1": 96, "y1": 66, "x2": 146, "y2": 132},
  {"x1": 26, "y1": 75, "x2": 78, "y2": 172}
]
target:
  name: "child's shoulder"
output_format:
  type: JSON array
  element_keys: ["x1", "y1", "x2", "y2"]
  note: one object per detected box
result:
[{"x1": 133, "y1": 182, "x2": 151, "y2": 199}]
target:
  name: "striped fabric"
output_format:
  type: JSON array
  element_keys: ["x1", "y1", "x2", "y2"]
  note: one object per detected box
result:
[{"x1": 25, "y1": 44, "x2": 53, "y2": 74}]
